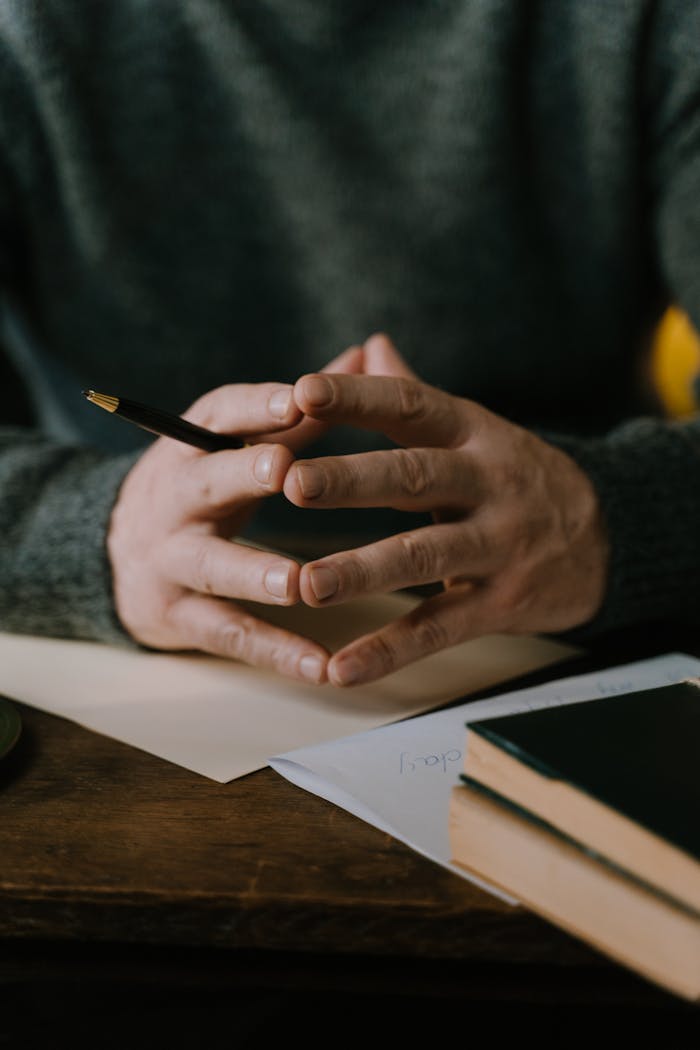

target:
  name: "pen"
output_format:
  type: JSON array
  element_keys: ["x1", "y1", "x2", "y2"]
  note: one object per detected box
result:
[{"x1": 82, "y1": 390, "x2": 246, "y2": 452}]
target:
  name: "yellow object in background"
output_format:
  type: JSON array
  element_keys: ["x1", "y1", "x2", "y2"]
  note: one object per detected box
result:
[{"x1": 650, "y1": 307, "x2": 700, "y2": 419}]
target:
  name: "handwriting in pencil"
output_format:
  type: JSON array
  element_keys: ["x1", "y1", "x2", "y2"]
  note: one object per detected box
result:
[{"x1": 399, "y1": 749, "x2": 462, "y2": 775}]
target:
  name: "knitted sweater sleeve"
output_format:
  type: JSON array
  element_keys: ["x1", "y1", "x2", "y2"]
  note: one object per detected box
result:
[
  {"x1": 0, "y1": 427, "x2": 140, "y2": 643},
  {"x1": 543, "y1": 1, "x2": 700, "y2": 638}
]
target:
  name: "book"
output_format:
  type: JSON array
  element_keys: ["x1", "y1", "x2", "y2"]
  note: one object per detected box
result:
[
  {"x1": 461, "y1": 679, "x2": 700, "y2": 913},
  {"x1": 448, "y1": 779, "x2": 700, "y2": 1001}
]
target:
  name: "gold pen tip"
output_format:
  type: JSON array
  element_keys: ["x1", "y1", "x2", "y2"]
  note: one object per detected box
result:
[{"x1": 83, "y1": 390, "x2": 119, "y2": 412}]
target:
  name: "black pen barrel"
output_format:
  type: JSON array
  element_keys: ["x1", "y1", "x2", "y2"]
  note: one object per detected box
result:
[{"x1": 115, "y1": 398, "x2": 244, "y2": 452}]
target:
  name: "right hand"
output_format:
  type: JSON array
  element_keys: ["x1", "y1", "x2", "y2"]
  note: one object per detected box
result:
[{"x1": 107, "y1": 346, "x2": 363, "y2": 683}]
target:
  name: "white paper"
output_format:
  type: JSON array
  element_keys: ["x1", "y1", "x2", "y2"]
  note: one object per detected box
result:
[
  {"x1": 0, "y1": 590, "x2": 577, "y2": 781},
  {"x1": 270, "y1": 652, "x2": 700, "y2": 904}
]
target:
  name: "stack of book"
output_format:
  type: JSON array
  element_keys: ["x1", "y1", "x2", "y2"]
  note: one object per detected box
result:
[{"x1": 448, "y1": 679, "x2": 700, "y2": 1000}]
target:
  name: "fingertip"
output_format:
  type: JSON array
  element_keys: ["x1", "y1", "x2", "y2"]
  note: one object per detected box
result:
[
  {"x1": 327, "y1": 652, "x2": 364, "y2": 687},
  {"x1": 298, "y1": 651, "x2": 329, "y2": 684},
  {"x1": 298, "y1": 563, "x2": 315, "y2": 606},
  {"x1": 289, "y1": 568, "x2": 304, "y2": 606},
  {"x1": 254, "y1": 442, "x2": 295, "y2": 491},
  {"x1": 267, "y1": 384, "x2": 302, "y2": 426},
  {"x1": 291, "y1": 375, "x2": 308, "y2": 412},
  {"x1": 281, "y1": 462, "x2": 304, "y2": 505},
  {"x1": 276, "y1": 441, "x2": 296, "y2": 471},
  {"x1": 299, "y1": 562, "x2": 339, "y2": 606},
  {"x1": 293, "y1": 374, "x2": 334, "y2": 415},
  {"x1": 363, "y1": 332, "x2": 418, "y2": 379},
  {"x1": 264, "y1": 558, "x2": 302, "y2": 605},
  {"x1": 364, "y1": 331, "x2": 393, "y2": 350}
]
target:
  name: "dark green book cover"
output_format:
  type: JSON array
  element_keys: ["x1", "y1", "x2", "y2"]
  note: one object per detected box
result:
[{"x1": 466, "y1": 680, "x2": 700, "y2": 862}]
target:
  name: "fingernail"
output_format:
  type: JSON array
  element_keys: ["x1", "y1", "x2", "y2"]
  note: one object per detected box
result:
[
  {"x1": 331, "y1": 655, "x2": 364, "y2": 686},
  {"x1": 303, "y1": 376, "x2": 333, "y2": 407},
  {"x1": 309, "y1": 565, "x2": 338, "y2": 601},
  {"x1": 296, "y1": 463, "x2": 324, "y2": 499},
  {"x1": 254, "y1": 450, "x2": 273, "y2": 484},
  {"x1": 264, "y1": 564, "x2": 289, "y2": 599},
  {"x1": 300, "y1": 654, "x2": 325, "y2": 683},
  {"x1": 268, "y1": 387, "x2": 292, "y2": 419}
]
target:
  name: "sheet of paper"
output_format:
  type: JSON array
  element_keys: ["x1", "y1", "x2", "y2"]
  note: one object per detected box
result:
[
  {"x1": 270, "y1": 652, "x2": 700, "y2": 904},
  {"x1": 0, "y1": 590, "x2": 577, "y2": 781}
]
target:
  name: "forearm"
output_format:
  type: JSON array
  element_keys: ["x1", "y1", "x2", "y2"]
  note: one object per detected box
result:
[{"x1": 0, "y1": 427, "x2": 139, "y2": 642}]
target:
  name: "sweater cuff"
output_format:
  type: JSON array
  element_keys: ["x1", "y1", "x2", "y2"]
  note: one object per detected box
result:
[
  {"x1": 4, "y1": 447, "x2": 140, "y2": 644},
  {"x1": 539, "y1": 418, "x2": 700, "y2": 639}
]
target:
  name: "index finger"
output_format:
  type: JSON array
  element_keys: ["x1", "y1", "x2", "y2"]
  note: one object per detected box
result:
[
  {"x1": 327, "y1": 583, "x2": 494, "y2": 686},
  {"x1": 183, "y1": 382, "x2": 302, "y2": 438},
  {"x1": 292, "y1": 374, "x2": 470, "y2": 448}
]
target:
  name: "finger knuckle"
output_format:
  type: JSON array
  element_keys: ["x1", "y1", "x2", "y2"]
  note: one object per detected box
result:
[
  {"x1": 396, "y1": 449, "x2": 431, "y2": 498},
  {"x1": 511, "y1": 582, "x2": 538, "y2": 620},
  {"x1": 182, "y1": 458, "x2": 219, "y2": 509},
  {"x1": 342, "y1": 458, "x2": 366, "y2": 500},
  {"x1": 490, "y1": 575, "x2": 536, "y2": 628},
  {"x1": 270, "y1": 645, "x2": 302, "y2": 678},
  {"x1": 395, "y1": 378, "x2": 428, "y2": 423},
  {"x1": 469, "y1": 518, "x2": 492, "y2": 562},
  {"x1": 398, "y1": 530, "x2": 436, "y2": 579},
  {"x1": 405, "y1": 609, "x2": 450, "y2": 654},
  {"x1": 495, "y1": 453, "x2": 532, "y2": 499},
  {"x1": 191, "y1": 542, "x2": 217, "y2": 594},
  {"x1": 363, "y1": 633, "x2": 398, "y2": 676},
  {"x1": 217, "y1": 617, "x2": 251, "y2": 658},
  {"x1": 342, "y1": 552, "x2": 372, "y2": 593}
]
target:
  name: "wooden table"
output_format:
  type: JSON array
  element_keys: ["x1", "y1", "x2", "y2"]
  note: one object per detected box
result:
[{"x1": 1, "y1": 626, "x2": 698, "y2": 1047}]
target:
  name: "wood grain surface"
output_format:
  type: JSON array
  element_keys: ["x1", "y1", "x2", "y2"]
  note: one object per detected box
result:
[{"x1": 1, "y1": 625, "x2": 697, "y2": 1033}]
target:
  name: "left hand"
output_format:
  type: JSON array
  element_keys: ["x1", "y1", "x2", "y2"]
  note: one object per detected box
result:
[
  {"x1": 283, "y1": 334, "x2": 610, "y2": 686},
  {"x1": 105, "y1": 344, "x2": 365, "y2": 683}
]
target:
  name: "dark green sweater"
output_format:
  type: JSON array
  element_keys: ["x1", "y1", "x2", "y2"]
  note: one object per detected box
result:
[{"x1": 0, "y1": 0, "x2": 699, "y2": 644}]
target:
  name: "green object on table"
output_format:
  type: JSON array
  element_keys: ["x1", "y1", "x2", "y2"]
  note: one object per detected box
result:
[{"x1": 0, "y1": 697, "x2": 21, "y2": 759}]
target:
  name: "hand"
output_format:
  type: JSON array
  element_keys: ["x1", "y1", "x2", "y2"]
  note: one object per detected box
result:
[
  {"x1": 107, "y1": 346, "x2": 363, "y2": 682},
  {"x1": 283, "y1": 334, "x2": 610, "y2": 686}
]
